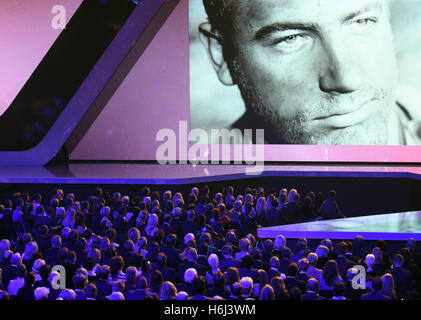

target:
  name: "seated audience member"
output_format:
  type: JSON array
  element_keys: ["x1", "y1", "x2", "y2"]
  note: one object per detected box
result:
[
  {"x1": 34, "y1": 287, "x2": 49, "y2": 300},
  {"x1": 387, "y1": 254, "x2": 413, "y2": 299},
  {"x1": 267, "y1": 256, "x2": 283, "y2": 282},
  {"x1": 177, "y1": 247, "x2": 206, "y2": 280},
  {"x1": 381, "y1": 273, "x2": 398, "y2": 300},
  {"x1": 270, "y1": 276, "x2": 290, "y2": 300},
  {"x1": 240, "y1": 277, "x2": 254, "y2": 300},
  {"x1": 228, "y1": 282, "x2": 243, "y2": 300},
  {"x1": 301, "y1": 278, "x2": 325, "y2": 300},
  {"x1": 206, "y1": 272, "x2": 230, "y2": 300},
  {"x1": 297, "y1": 258, "x2": 310, "y2": 283},
  {"x1": 259, "y1": 284, "x2": 275, "y2": 300},
  {"x1": 127, "y1": 276, "x2": 149, "y2": 300},
  {"x1": 352, "y1": 236, "x2": 369, "y2": 260},
  {"x1": 291, "y1": 243, "x2": 307, "y2": 264},
  {"x1": 284, "y1": 263, "x2": 306, "y2": 293},
  {"x1": 219, "y1": 245, "x2": 241, "y2": 272},
  {"x1": 176, "y1": 268, "x2": 197, "y2": 297},
  {"x1": 306, "y1": 253, "x2": 322, "y2": 280},
  {"x1": 16, "y1": 272, "x2": 35, "y2": 300},
  {"x1": 361, "y1": 277, "x2": 392, "y2": 300},
  {"x1": 73, "y1": 273, "x2": 88, "y2": 300},
  {"x1": 278, "y1": 247, "x2": 292, "y2": 275},
  {"x1": 331, "y1": 282, "x2": 347, "y2": 300},
  {"x1": 319, "y1": 260, "x2": 343, "y2": 296},
  {"x1": 335, "y1": 242, "x2": 355, "y2": 280},
  {"x1": 344, "y1": 267, "x2": 367, "y2": 301},
  {"x1": 93, "y1": 265, "x2": 113, "y2": 300},
  {"x1": 85, "y1": 283, "x2": 97, "y2": 300},
  {"x1": 7, "y1": 264, "x2": 26, "y2": 297},
  {"x1": 235, "y1": 238, "x2": 251, "y2": 260},
  {"x1": 190, "y1": 276, "x2": 212, "y2": 300},
  {"x1": 160, "y1": 281, "x2": 177, "y2": 300},
  {"x1": 315, "y1": 245, "x2": 329, "y2": 270},
  {"x1": 238, "y1": 254, "x2": 258, "y2": 279},
  {"x1": 156, "y1": 253, "x2": 178, "y2": 284}
]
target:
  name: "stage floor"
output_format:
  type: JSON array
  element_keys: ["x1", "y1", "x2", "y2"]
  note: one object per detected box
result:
[
  {"x1": 257, "y1": 211, "x2": 421, "y2": 241},
  {"x1": 1, "y1": 163, "x2": 421, "y2": 184}
]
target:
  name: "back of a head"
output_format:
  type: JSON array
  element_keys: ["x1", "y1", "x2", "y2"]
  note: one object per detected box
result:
[
  {"x1": 73, "y1": 273, "x2": 87, "y2": 290},
  {"x1": 192, "y1": 276, "x2": 207, "y2": 295},
  {"x1": 298, "y1": 258, "x2": 310, "y2": 272},
  {"x1": 274, "y1": 235, "x2": 286, "y2": 250},
  {"x1": 281, "y1": 247, "x2": 291, "y2": 259},
  {"x1": 393, "y1": 254, "x2": 404, "y2": 267},
  {"x1": 371, "y1": 277, "x2": 383, "y2": 292},
  {"x1": 240, "y1": 277, "x2": 253, "y2": 295},
  {"x1": 287, "y1": 263, "x2": 299, "y2": 277},
  {"x1": 336, "y1": 241, "x2": 348, "y2": 256},
  {"x1": 315, "y1": 245, "x2": 329, "y2": 259},
  {"x1": 230, "y1": 282, "x2": 242, "y2": 297},
  {"x1": 86, "y1": 283, "x2": 97, "y2": 298},
  {"x1": 263, "y1": 239, "x2": 273, "y2": 253},
  {"x1": 307, "y1": 252, "x2": 318, "y2": 266},
  {"x1": 184, "y1": 268, "x2": 198, "y2": 284},
  {"x1": 306, "y1": 277, "x2": 319, "y2": 293},
  {"x1": 136, "y1": 276, "x2": 147, "y2": 290},
  {"x1": 259, "y1": 284, "x2": 275, "y2": 300}
]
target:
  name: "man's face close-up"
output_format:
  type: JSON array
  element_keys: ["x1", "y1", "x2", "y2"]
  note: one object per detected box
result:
[{"x1": 228, "y1": 0, "x2": 398, "y2": 144}]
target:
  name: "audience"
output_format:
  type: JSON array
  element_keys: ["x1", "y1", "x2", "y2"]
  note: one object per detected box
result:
[{"x1": 0, "y1": 186, "x2": 419, "y2": 300}]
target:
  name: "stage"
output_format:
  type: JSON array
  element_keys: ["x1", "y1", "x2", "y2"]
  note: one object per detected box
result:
[
  {"x1": 1, "y1": 163, "x2": 421, "y2": 184},
  {"x1": 257, "y1": 210, "x2": 421, "y2": 241}
]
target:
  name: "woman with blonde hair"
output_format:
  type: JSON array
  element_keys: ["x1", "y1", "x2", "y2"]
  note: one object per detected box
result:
[
  {"x1": 160, "y1": 281, "x2": 177, "y2": 300},
  {"x1": 21, "y1": 241, "x2": 40, "y2": 270},
  {"x1": 381, "y1": 273, "x2": 397, "y2": 300},
  {"x1": 256, "y1": 197, "x2": 266, "y2": 225},
  {"x1": 145, "y1": 213, "x2": 159, "y2": 238},
  {"x1": 259, "y1": 284, "x2": 275, "y2": 300}
]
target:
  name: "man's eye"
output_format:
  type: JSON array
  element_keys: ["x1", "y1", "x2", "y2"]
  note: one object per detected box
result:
[
  {"x1": 351, "y1": 18, "x2": 378, "y2": 31},
  {"x1": 272, "y1": 34, "x2": 308, "y2": 53}
]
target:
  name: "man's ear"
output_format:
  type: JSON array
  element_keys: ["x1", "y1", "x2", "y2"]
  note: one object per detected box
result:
[{"x1": 199, "y1": 23, "x2": 234, "y2": 86}]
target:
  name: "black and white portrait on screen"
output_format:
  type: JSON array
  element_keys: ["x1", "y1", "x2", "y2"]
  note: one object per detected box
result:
[{"x1": 189, "y1": 0, "x2": 421, "y2": 145}]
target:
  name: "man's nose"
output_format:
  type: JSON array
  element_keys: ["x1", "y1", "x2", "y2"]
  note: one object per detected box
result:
[{"x1": 318, "y1": 37, "x2": 363, "y2": 94}]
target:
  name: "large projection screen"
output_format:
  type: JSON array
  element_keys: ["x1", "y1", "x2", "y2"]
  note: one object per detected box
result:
[{"x1": 3, "y1": 0, "x2": 417, "y2": 163}]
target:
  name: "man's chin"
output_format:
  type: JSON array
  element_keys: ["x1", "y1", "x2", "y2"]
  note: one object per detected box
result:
[{"x1": 298, "y1": 122, "x2": 389, "y2": 145}]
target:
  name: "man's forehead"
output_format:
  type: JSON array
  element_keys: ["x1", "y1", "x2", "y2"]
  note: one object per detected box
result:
[{"x1": 232, "y1": 0, "x2": 388, "y2": 25}]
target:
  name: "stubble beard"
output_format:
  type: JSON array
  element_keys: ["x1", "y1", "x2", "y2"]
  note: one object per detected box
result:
[{"x1": 231, "y1": 60, "x2": 396, "y2": 145}]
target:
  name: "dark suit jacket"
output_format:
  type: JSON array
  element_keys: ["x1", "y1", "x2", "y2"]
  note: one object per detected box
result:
[
  {"x1": 16, "y1": 285, "x2": 34, "y2": 300},
  {"x1": 127, "y1": 289, "x2": 149, "y2": 300},
  {"x1": 361, "y1": 290, "x2": 392, "y2": 300},
  {"x1": 387, "y1": 267, "x2": 413, "y2": 299},
  {"x1": 93, "y1": 279, "x2": 113, "y2": 300},
  {"x1": 75, "y1": 289, "x2": 87, "y2": 300},
  {"x1": 284, "y1": 277, "x2": 306, "y2": 293},
  {"x1": 160, "y1": 246, "x2": 182, "y2": 269},
  {"x1": 176, "y1": 282, "x2": 195, "y2": 296},
  {"x1": 190, "y1": 294, "x2": 212, "y2": 300},
  {"x1": 219, "y1": 257, "x2": 241, "y2": 272},
  {"x1": 278, "y1": 259, "x2": 291, "y2": 275},
  {"x1": 44, "y1": 247, "x2": 61, "y2": 268},
  {"x1": 158, "y1": 266, "x2": 178, "y2": 283},
  {"x1": 267, "y1": 268, "x2": 282, "y2": 282},
  {"x1": 2, "y1": 265, "x2": 18, "y2": 288},
  {"x1": 301, "y1": 292, "x2": 325, "y2": 300}
]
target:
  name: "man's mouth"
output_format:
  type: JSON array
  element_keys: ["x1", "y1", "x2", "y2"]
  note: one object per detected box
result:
[{"x1": 312, "y1": 98, "x2": 379, "y2": 129}]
